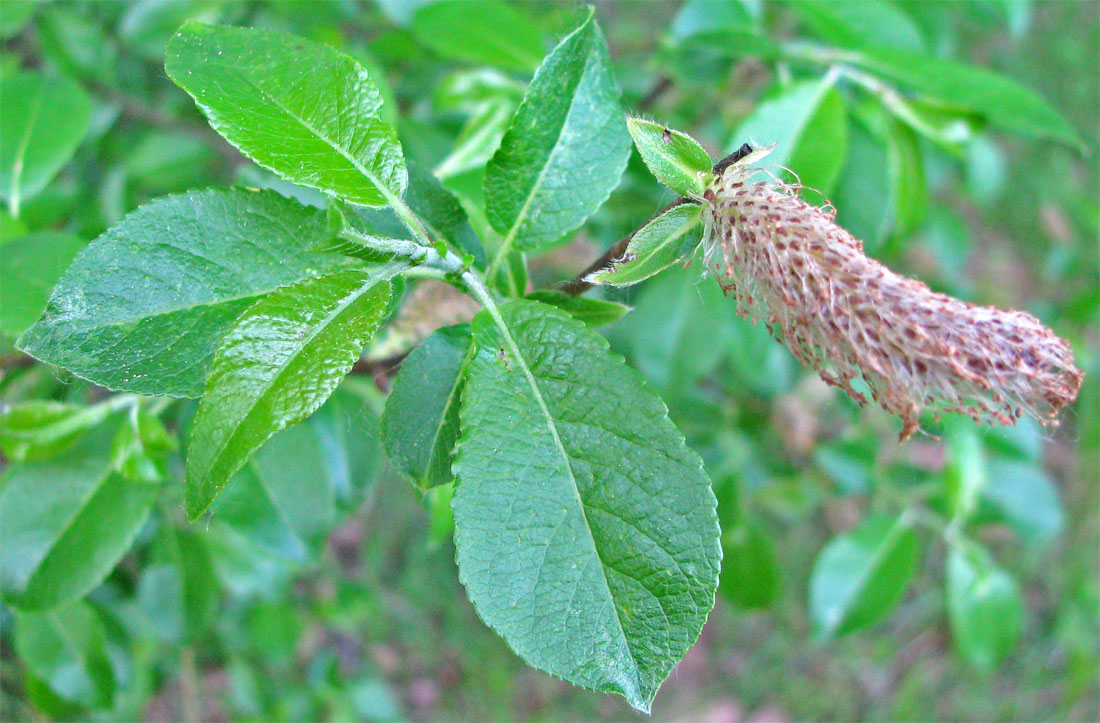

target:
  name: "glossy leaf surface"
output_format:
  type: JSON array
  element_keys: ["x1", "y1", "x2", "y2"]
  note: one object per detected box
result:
[
  {"x1": 18, "y1": 189, "x2": 337, "y2": 397},
  {"x1": 186, "y1": 268, "x2": 392, "y2": 519},
  {"x1": 484, "y1": 11, "x2": 631, "y2": 252},
  {"x1": 453, "y1": 300, "x2": 720, "y2": 712},
  {"x1": 166, "y1": 22, "x2": 406, "y2": 206}
]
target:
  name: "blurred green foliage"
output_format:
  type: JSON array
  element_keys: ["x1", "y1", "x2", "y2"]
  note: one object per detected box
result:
[{"x1": 1, "y1": 1, "x2": 1097, "y2": 720}]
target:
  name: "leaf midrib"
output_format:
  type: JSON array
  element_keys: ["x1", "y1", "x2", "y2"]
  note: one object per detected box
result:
[
  {"x1": 491, "y1": 16, "x2": 594, "y2": 264},
  {"x1": 485, "y1": 304, "x2": 641, "y2": 691},
  {"x1": 198, "y1": 268, "x2": 393, "y2": 489}
]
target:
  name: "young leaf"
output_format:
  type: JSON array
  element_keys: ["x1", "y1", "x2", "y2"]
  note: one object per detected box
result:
[
  {"x1": 586, "y1": 203, "x2": 703, "y2": 287},
  {"x1": 18, "y1": 189, "x2": 339, "y2": 397},
  {"x1": 523, "y1": 290, "x2": 630, "y2": 327},
  {"x1": 626, "y1": 118, "x2": 712, "y2": 197},
  {"x1": 382, "y1": 324, "x2": 474, "y2": 489},
  {"x1": 946, "y1": 539, "x2": 1023, "y2": 669},
  {"x1": 944, "y1": 419, "x2": 987, "y2": 525},
  {"x1": 453, "y1": 300, "x2": 721, "y2": 713},
  {"x1": 186, "y1": 267, "x2": 393, "y2": 519},
  {"x1": 15, "y1": 600, "x2": 115, "y2": 708},
  {"x1": 166, "y1": 22, "x2": 406, "y2": 207},
  {"x1": 0, "y1": 401, "x2": 113, "y2": 462},
  {"x1": 0, "y1": 232, "x2": 85, "y2": 337},
  {"x1": 0, "y1": 425, "x2": 156, "y2": 611},
  {"x1": 0, "y1": 72, "x2": 92, "y2": 213},
  {"x1": 809, "y1": 514, "x2": 919, "y2": 638},
  {"x1": 410, "y1": 1, "x2": 544, "y2": 72},
  {"x1": 484, "y1": 10, "x2": 631, "y2": 253}
]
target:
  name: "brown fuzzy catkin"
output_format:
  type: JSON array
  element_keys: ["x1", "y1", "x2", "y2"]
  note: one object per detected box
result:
[{"x1": 701, "y1": 158, "x2": 1083, "y2": 441}]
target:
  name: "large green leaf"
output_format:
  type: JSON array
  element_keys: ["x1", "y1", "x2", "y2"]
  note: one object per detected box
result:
[
  {"x1": 0, "y1": 71, "x2": 92, "y2": 213},
  {"x1": 0, "y1": 425, "x2": 155, "y2": 610},
  {"x1": 18, "y1": 189, "x2": 338, "y2": 397},
  {"x1": 586, "y1": 203, "x2": 703, "y2": 287},
  {"x1": 186, "y1": 268, "x2": 393, "y2": 519},
  {"x1": 730, "y1": 77, "x2": 848, "y2": 195},
  {"x1": 382, "y1": 324, "x2": 474, "y2": 489},
  {"x1": 410, "y1": 1, "x2": 544, "y2": 72},
  {"x1": 14, "y1": 600, "x2": 115, "y2": 708},
  {"x1": 809, "y1": 514, "x2": 919, "y2": 638},
  {"x1": 166, "y1": 22, "x2": 406, "y2": 207},
  {"x1": 452, "y1": 300, "x2": 720, "y2": 712},
  {"x1": 846, "y1": 44, "x2": 1083, "y2": 148},
  {"x1": 484, "y1": 10, "x2": 631, "y2": 253},
  {"x1": 946, "y1": 539, "x2": 1023, "y2": 669},
  {"x1": 0, "y1": 232, "x2": 85, "y2": 337}
]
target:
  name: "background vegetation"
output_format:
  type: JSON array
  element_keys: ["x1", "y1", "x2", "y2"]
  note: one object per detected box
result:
[{"x1": 1, "y1": 1, "x2": 1097, "y2": 720}]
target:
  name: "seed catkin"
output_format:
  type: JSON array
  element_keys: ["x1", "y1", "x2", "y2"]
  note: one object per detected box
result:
[{"x1": 702, "y1": 157, "x2": 1083, "y2": 441}]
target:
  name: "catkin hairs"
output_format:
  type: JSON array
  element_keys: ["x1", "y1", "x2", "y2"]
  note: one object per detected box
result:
[{"x1": 702, "y1": 149, "x2": 1082, "y2": 441}]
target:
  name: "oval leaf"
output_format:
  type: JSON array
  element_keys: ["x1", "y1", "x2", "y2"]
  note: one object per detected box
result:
[
  {"x1": 453, "y1": 300, "x2": 720, "y2": 712},
  {"x1": 946, "y1": 539, "x2": 1023, "y2": 669},
  {"x1": 627, "y1": 118, "x2": 712, "y2": 197},
  {"x1": 15, "y1": 600, "x2": 115, "y2": 708},
  {"x1": 0, "y1": 71, "x2": 92, "y2": 212},
  {"x1": 586, "y1": 203, "x2": 703, "y2": 287},
  {"x1": 484, "y1": 11, "x2": 631, "y2": 253},
  {"x1": 382, "y1": 324, "x2": 474, "y2": 489},
  {"x1": 166, "y1": 22, "x2": 406, "y2": 207},
  {"x1": 186, "y1": 268, "x2": 393, "y2": 519},
  {"x1": 18, "y1": 189, "x2": 339, "y2": 397},
  {"x1": 0, "y1": 424, "x2": 155, "y2": 610},
  {"x1": 809, "y1": 514, "x2": 919, "y2": 638},
  {"x1": 411, "y1": 1, "x2": 544, "y2": 72}
]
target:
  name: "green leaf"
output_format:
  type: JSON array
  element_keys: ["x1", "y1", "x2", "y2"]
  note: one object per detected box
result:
[
  {"x1": 18, "y1": 189, "x2": 339, "y2": 397},
  {"x1": 435, "y1": 98, "x2": 516, "y2": 179},
  {"x1": 719, "y1": 519, "x2": 780, "y2": 610},
  {"x1": 410, "y1": 0, "x2": 544, "y2": 72},
  {"x1": 886, "y1": 119, "x2": 927, "y2": 237},
  {"x1": 982, "y1": 460, "x2": 1064, "y2": 545},
  {"x1": 946, "y1": 539, "x2": 1023, "y2": 669},
  {"x1": 492, "y1": 249, "x2": 528, "y2": 298},
  {"x1": 453, "y1": 300, "x2": 720, "y2": 712},
  {"x1": 110, "y1": 408, "x2": 176, "y2": 484},
  {"x1": 809, "y1": 514, "x2": 919, "y2": 638},
  {"x1": 846, "y1": 44, "x2": 1083, "y2": 148},
  {"x1": 186, "y1": 268, "x2": 393, "y2": 519},
  {"x1": 0, "y1": 72, "x2": 92, "y2": 213},
  {"x1": 382, "y1": 324, "x2": 474, "y2": 489},
  {"x1": 0, "y1": 232, "x2": 85, "y2": 337},
  {"x1": 622, "y1": 264, "x2": 733, "y2": 396},
  {"x1": 15, "y1": 600, "x2": 115, "y2": 708},
  {"x1": 36, "y1": 8, "x2": 118, "y2": 84},
  {"x1": 0, "y1": 400, "x2": 114, "y2": 462},
  {"x1": 794, "y1": 0, "x2": 925, "y2": 52},
  {"x1": 0, "y1": 0, "x2": 37, "y2": 38},
  {"x1": 585, "y1": 203, "x2": 703, "y2": 287},
  {"x1": 944, "y1": 418, "x2": 987, "y2": 525},
  {"x1": 730, "y1": 77, "x2": 848, "y2": 195},
  {"x1": 166, "y1": 22, "x2": 406, "y2": 207},
  {"x1": 404, "y1": 159, "x2": 485, "y2": 265},
  {"x1": 135, "y1": 526, "x2": 218, "y2": 644},
  {"x1": 0, "y1": 424, "x2": 156, "y2": 610},
  {"x1": 213, "y1": 423, "x2": 337, "y2": 561},
  {"x1": 484, "y1": 10, "x2": 631, "y2": 253},
  {"x1": 626, "y1": 118, "x2": 712, "y2": 197},
  {"x1": 119, "y1": 0, "x2": 226, "y2": 61},
  {"x1": 523, "y1": 290, "x2": 630, "y2": 328}
]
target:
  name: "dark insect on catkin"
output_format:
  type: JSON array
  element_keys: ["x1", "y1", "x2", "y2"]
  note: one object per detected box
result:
[{"x1": 702, "y1": 146, "x2": 1083, "y2": 440}]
